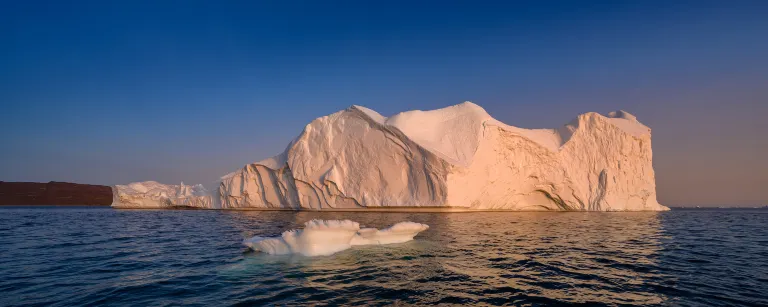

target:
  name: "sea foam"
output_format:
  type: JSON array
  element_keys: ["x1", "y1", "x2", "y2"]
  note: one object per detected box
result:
[{"x1": 242, "y1": 219, "x2": 429, "y2": 256}]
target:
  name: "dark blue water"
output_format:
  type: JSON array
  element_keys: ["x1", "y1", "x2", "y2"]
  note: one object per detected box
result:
[{"x1": 1, "y1": 207, "x2": 766, "y2": 306}]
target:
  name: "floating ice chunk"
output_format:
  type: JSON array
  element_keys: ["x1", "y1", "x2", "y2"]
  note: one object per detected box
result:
[
  {"x1": 243, "y1": 219, "x2": 429, "y2": 256},
  {"x1": 243, "y1": 220, "x2": 360, "y2": 256},
  {"x1": 350, "y1": 222, "x2": 430, "y2": 246}
]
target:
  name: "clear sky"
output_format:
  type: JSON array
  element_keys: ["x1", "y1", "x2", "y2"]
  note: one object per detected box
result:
[{"x1": 2, "y1": 1, "x2": 766, "y2": 206}]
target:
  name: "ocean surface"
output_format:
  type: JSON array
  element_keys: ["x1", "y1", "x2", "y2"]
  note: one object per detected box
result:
[{"x1": 1, "y1": 207, "x2": 766, "y2": 306}]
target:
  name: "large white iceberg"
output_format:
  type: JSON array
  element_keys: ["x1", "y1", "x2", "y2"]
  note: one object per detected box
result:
[
  {"x1": 112, "y1": 102, "x2": 669, "y2": 211},
  {"x1": 242, "y1": 219, "x2": 430, "y2": 256}
]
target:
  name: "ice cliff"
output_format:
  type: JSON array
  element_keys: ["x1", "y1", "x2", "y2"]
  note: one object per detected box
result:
[{"x1": 112, "y1": 102, "x2": 669, "y2": 211}]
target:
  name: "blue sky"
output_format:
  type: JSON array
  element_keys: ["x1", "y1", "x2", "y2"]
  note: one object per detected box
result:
[{"x1": 2, "y1": 1, "x2": 766, "y2": 205}]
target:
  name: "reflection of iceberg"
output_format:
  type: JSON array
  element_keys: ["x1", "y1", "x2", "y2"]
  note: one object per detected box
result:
[{"x1": 243, "y1": 220, "x2": 429, "y2": 256}]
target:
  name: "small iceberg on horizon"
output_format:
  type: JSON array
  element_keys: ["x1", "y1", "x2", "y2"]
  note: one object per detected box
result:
[{"x1": 242, "y1": 219, "x2": 429, "y2": 256}]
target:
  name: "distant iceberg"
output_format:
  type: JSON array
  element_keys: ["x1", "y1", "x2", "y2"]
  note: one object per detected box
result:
[
  {"x1": 111, "y1": 181, "x2": 211, "y2": 208},
  {"x1": 112, "y1": 102, "x2": 669, "y2": 211},
  {"x1": 242, "y1": 220, "x2": 429, "y2": 256}
]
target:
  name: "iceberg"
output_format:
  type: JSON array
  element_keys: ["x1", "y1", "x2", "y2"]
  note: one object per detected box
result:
[
  {"x1": 112, "y1": 102, "x2": 669, "y2": 211},
  {"x1": 242, "y1": 219, "x2": 430, "y2": 256},
  {"x1": 111, "y1": 181, "x2": 211, "y2": 208}
]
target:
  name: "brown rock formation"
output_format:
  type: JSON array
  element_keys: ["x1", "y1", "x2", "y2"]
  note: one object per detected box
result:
[{"x1": 0, "y1": 181, "x2": 112, "y2": 206}]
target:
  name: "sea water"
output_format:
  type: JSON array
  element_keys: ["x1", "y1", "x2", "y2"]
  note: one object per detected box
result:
[{"x1": 1, "y1": 207, "x2": 766, "y2": 306}]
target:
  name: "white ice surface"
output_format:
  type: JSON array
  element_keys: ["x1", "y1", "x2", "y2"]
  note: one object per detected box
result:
[
  {"x1": 242, "y1": 220, "x2": 429, "y2": 256},
  {"x1": 350, "y1": 222, "x2": 430, "y2": 245}
]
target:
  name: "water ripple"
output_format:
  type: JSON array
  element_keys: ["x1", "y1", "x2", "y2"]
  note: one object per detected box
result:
[{"x1": 0, "y1": 207, "x2": 766, "y2": 306}]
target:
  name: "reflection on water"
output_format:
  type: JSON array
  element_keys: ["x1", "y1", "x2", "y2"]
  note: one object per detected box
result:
[
  {"x1": 0, "y1": 207, "x2": 766, "y2": 306},
  {"x1": 226, "y1": 212, "x2": 668, "y2": 305}
]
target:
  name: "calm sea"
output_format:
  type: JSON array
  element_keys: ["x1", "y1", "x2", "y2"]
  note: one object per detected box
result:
[{"x1": 1, "y1": 207, "x2": 766, "y2": 306}]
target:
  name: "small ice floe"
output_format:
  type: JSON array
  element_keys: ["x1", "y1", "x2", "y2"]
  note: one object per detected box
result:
[{"x1": 242, "y1": 220, "x2": 429, "y2": 257}]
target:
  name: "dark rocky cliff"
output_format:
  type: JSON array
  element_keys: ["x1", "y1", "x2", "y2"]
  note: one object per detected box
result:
[{"x1": 0, "y1": 181, "x2": 113, "y2": 205}]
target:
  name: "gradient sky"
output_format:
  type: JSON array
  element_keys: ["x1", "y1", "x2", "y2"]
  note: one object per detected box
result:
[{"x1": 2, "y1": 1, "x2": 766, "y2": 206}]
